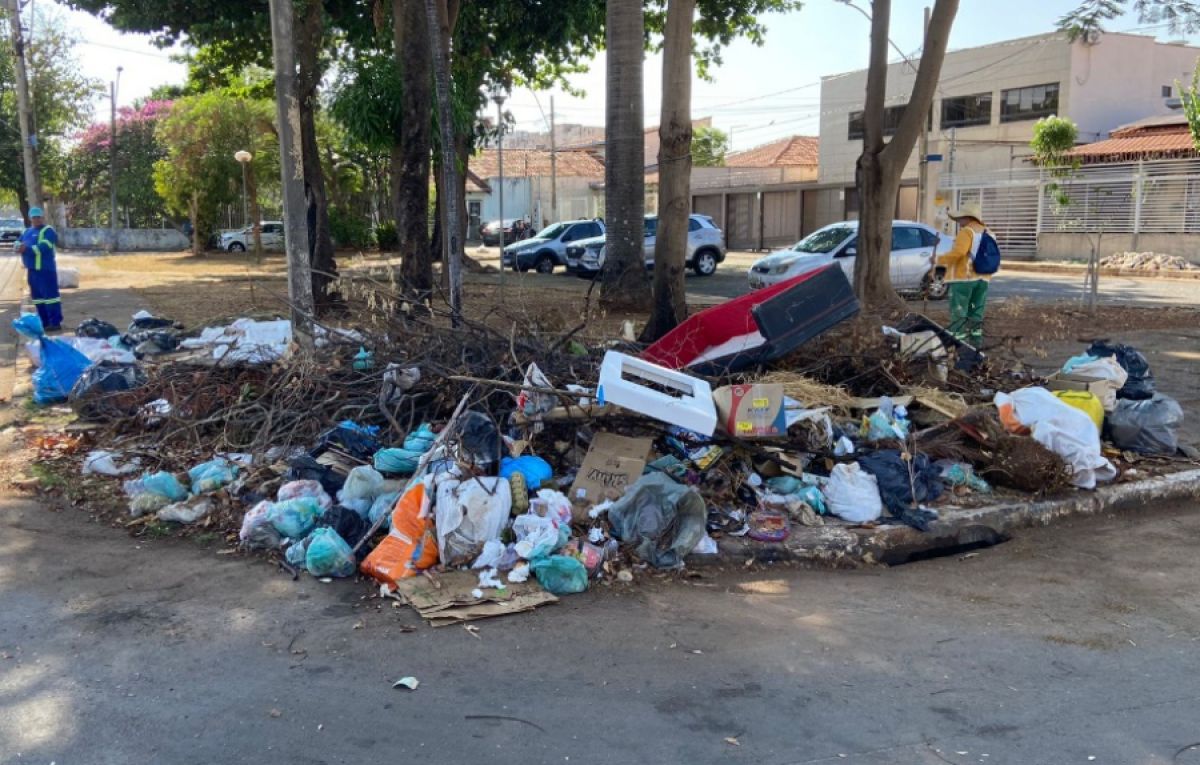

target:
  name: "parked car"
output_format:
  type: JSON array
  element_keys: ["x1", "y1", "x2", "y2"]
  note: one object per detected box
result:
[
  {"x1": 565, "y1": 214, "x2": 726, "y2": 277},
  {"x1": 220, "y1": 221, "x2": 284, "y2": 252},
  {"x1": 748, "y1": 220, "x2": 953, "y2": 298},
  {"x1": 501, "y1": 219, "x2": 605, "y2": 273},
  {"x1": 481, "y1": 218, "x2": 521, "y2": 246},
  {"x1": 0, "y1": 218, "x2": 24, "y2": 244}
]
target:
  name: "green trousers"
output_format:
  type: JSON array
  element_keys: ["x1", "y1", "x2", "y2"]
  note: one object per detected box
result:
[{"x1": 948, "y1": 279, "x2": 989, "y2": 346}]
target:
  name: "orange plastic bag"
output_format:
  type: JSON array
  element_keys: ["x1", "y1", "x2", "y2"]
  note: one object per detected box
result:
[{"x1": 360, "y1": 482, "x2": 439, "y2": 589}]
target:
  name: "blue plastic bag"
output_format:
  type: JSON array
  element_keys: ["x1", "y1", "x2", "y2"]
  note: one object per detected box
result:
[
  {"x1": 141, "y1": 471, "x2": 189, "y2": 502},
  {"x1": 499, "y1": 455, "x2": 553, "y2": 490},
  {"x1": 368, "y1": 491, "x2": 400, "y2": 529},
  {"x1": 373, "y1": 447, "x2": 425, "y2": 475},
  {"x1": 530, "y1": 555, "x2": 588, "y2": 595},
  {"x1": 188, "y1": 458, "x2": 238, "y2": 494},
  {"x1": 403, "y1": 423, "x2": 437, "y2": 452},
  {"x1": 305, "y1": 527, "x2": 356, "y2": 578},
  {"x1": 267, "y1": 496, "x2": 325, "y2": 539},
  {"x1": 13, "y1": 314, "x2": 93, "y2": 405}
]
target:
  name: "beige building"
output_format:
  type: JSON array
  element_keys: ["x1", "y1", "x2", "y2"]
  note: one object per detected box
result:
[{"x1": 817, "y1": 31, "x2": 1200, "y2": 235}]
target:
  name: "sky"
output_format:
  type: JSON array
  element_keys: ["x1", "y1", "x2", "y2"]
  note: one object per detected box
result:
[{"x1": 52, "y1": 0, "x2": 1200, "y2": 150}]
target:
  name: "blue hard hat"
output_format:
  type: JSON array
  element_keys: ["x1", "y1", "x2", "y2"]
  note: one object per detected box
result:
[{"x1": 28, "y1": 207, "x2": 43, "y2": 218}]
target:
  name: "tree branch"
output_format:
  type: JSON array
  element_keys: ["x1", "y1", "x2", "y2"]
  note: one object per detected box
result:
[
  {"x1": 883, "y1": 0, "x2": 959, "y2": 163},
  {"x1": 861, "y1": 0, "x2": 891, "y2": 154}
]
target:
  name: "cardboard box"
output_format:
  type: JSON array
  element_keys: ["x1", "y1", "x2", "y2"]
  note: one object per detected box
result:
[
  {"x1": 1045, "y1": 372, "x2": 1109, "y2": 398},
  {"x1": 569, "y1": 433, "x2": 653, "y2": 516},
  {"x1": 712, "y1": 384, "x2": 787, "y2": 439}
]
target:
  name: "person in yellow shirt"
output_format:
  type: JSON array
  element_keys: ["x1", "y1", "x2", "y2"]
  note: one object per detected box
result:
[{"x1": 936, "y1": 202, "x2": 993, "y2": 346}]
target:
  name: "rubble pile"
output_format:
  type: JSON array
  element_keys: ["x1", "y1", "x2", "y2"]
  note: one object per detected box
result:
[
  {"x1": 13, "y1": 265, "x2": 1191, "y2": 626},
  {"x1": 1099, "y1": 251, "x2": 1199, "y2": 271}
]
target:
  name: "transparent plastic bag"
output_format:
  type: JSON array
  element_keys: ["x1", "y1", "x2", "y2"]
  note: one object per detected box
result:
[
  {"x1": 305, "y1": 527, "x2": 356, "y2": 578},
  {"x1": 530, "y1": 555, "x2": 588, "y2": 595}
]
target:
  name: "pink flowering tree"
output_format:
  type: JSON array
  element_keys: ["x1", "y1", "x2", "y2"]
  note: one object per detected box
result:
[{"x1": 64, "y1": 99, "x2": 172, "y2": 227}]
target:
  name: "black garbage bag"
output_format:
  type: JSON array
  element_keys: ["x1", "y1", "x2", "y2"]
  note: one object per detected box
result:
[
  {"x1": 286, "y1": 455, "x2": 347, "y2": 496},
  {"x1": 128, "y1": 315, "x2": 178, "y2": 332},
  {"x1": 76, "y1": 318, "x2": 120, "y2": 339},
  {"x1": 857, "y1": 450, "x2": 942, "y2": 531},
  {"x1": 1087, "y1": 341, "x2": 1155, "y2": 400},
  {"x1": 453, "y1": 410, "x2": 503, "y2": 471},
  {"x1": 314, "y1": 422, "x2": 382, "y2": 462},
  {"x1": 318, "y1": 505, "x2": 370, "y2": 553},
  {"x1": 68, "y1": 361, "x2": 148, "y2": 421},
  {"x1": 122, "y1": 330, "x2": 180, "y2": 357},
  {"x1": 1106, "y1": 394, "x2": 1183, "y2": 455}
]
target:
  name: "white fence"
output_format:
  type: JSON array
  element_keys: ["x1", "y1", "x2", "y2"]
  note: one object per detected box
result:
[{"x1": 940, "y1": 158, "x2": 1200, "y2": 258}]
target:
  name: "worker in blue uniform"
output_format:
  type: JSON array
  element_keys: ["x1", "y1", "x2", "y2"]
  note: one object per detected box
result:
[{"x1": 18, "y1": 206, "x2": 62, "y2": 331}]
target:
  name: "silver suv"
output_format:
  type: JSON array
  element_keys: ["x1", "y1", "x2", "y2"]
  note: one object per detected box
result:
[{"x1": 565, "y1": 214, "x2": 726, "y2": 277}]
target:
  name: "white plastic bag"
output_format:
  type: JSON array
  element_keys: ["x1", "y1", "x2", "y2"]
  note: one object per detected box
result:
[
  {"x1": 994, "y1": 388, "x2": 1117, "y2": 490},
  {"x1": 1064, "y1": 356, "x2": 1129, "y2": 412},
  {"x1": 823, "y1": 463, "x2": 883, "y2": 523},
  {"x1": 157, "y1": 498, "x2": 213, "y2": 524},
  {"x1": 434, "y1": 477, "x2": 512, "y2": 563},
  {"x1": 337, "y1": 465, "x2": 385, "y2": 515},
  {"x1": 278, "y1": 479, "x2": 333, "y2": 511},
  {"x1": 82, "y1": 450, "x2": 140, "y2": 476}
]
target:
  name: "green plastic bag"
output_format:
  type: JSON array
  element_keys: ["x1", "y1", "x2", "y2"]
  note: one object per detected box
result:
[{"x1": 531, "y1": 555, "x2": 588, "y2": 595}]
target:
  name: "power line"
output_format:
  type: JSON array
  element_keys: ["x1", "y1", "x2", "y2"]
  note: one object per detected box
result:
[{"x1": 77, "y1": 39, "x2": 177, "y2": 60}]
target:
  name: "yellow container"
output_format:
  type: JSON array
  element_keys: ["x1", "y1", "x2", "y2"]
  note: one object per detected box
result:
[{"x1": 1053, "y1": 390, "x2": 1104, "y2": 430}]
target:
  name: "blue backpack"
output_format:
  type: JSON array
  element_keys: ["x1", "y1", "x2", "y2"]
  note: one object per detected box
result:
[{"x1": 972, "y1": 230, "x2": 1002, "y2": 275}]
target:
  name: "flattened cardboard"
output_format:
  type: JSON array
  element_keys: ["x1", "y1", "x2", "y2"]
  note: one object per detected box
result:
[
  {"x1": 712, "y1": 384, "x2": 787, "y2": 439},
  {"x1": 392, "y1": 571, "x2": 558, "y2": 626},
  {"x1": 568, "y1": 432, "x2": 653, "y2": 516}
]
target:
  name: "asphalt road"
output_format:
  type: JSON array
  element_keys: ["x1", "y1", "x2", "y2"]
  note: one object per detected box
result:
[
  {"x1": 470, "y1": 248, "x2": 1200, "y2": 307},
  {"x1": 4, "y1": 489, "x2": 1200, "y2": 765}
]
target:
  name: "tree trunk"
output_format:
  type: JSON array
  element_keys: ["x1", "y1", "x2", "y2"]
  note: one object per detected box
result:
[
  {"x1": 393, "y1": 0, "x2": 434, "y2": 296},
  {"x1": 296, "y1": 0, "x2": 340, "y2": 313},
  {"x1": 425, "y1": 0, "x2": 463, "y2": 321},
  {"x1": 641, "y1": 0, "x2": 696, "y2": 342},
  {"x1": 189, "y1": 191, "x2": 201, "y2": 258},
  {"x1": 853, "y1": 0, "x2": 958, "y2": 311},
  {"x1": 601, "y1": 0, "x2": 650, "y2": 311}
]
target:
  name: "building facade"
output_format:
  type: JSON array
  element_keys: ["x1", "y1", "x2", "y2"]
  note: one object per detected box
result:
[
  {"x1": 813, "y1": 31, "x2": 1199, "y2": 256},
  {"x1": 464, "y1": 149, "x2": 604, "y2": 240}
]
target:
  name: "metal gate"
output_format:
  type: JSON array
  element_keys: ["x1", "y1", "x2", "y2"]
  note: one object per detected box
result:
[
  {"x1": 692, "y1": 194, "x2": 724, "y2": 230},
  {"x1": 761, "y1": 190, "x2": 801, "y2": 248},
  {"x1": 725, "y1": 193, "x2": 758, "y2": 250}
]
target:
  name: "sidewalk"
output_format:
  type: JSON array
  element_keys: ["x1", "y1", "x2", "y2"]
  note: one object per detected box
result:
[{"x1": 1003, "y1": 259, "x2": 1200, "y2": 280}]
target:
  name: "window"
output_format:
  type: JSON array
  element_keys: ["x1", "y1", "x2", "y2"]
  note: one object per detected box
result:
[
  {"x1": 847, "y1": 104, "x2": 911, "y2": 140},
  {"x1": 1163, "y1": 85, "x2": 1173, "y2": 97},
  {"x1": 643, "y1": 217, "x2": 658, "y2": 237},
  {"x1": 919, "y1": 228, "x2": 940, "y2": 248},
  {"x1": 891, "y1": 227, "x2": 926, "y2": 251},
  {"x1": 688, "y1": 218, "x2": 702, "y2": 232},
  {"x1": 941, "y1": 92, "x2": 993, "y2": 128},
  {"x1": 570, "y1": 222, "x2": 600, "y2": 240},
  {"x1": 1000, "y1": 82, "x2": 1059, "y2": 123}
]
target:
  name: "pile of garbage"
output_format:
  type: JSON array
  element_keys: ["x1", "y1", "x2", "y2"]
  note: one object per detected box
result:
[
  {"x1": 1099, "y1": 252, "x2": 1199, "y2": 271},
  {"x1": 12, "y1": 266, "x2": 1190, "y2": 625}
]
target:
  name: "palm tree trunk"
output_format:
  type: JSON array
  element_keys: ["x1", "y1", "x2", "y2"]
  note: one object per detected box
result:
[
  {"x1": 601, "y1": 0, "x2": 650, "y2": 311},
  {"x1": 641, "y1": 0, "x2": 695, "y2": 342},
  {"x1": 425, "y1": 0, "x2": 463, "y2": 321},
  {"x1": 393, "y1": 0, "x2": 434, "y2": 297}
]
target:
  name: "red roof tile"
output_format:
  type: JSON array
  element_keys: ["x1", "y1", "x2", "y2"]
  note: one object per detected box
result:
[
  {"x1": 469, "y1": 148, "x2": 605, "y2": 180},
  {"x1": 725, "y1": 135, "x2": 819, "y2": 168},
  {"x1": 1068, "y1": 127, "x2": 1197, "y2": 162}
]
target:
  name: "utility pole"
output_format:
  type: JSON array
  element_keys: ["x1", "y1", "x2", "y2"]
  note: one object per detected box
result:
[
  {"x1": 267, "y1": 0, "x2": 315, "y2": 346},
  {"x1": 916, "y1": 5, "x2": 930, "y2": 224},
  {"x1": 550, "y1": 95, "x2": 558, "y2": 222},
  {"x1": 6, "y1": 0, "x2": 41, "y2": 219},
  {"x1": 110, "y1": 67, "x2": 122, "y2": 247},
  {"x1": 492, "y1": 86, "x2": 506, "y2": 291}
]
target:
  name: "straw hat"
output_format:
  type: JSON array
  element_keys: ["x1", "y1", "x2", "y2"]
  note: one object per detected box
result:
[{"x1": 948, "y1": 202, "x2": 984, "y2": 225}]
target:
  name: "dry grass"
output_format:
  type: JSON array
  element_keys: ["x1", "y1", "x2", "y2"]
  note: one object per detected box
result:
[{"x1": 751, "y1": 370, "x2": 856, "y2": 409}]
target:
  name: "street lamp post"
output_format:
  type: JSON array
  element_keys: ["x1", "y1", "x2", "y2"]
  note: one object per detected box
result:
[
  {"x1": 234, "y1": 150, "x2": 262, "y2": 258},
  {"x1": 491, "y1": 85, "x2": 507, "y2": 289},
  {"x1": 110, "y1": 66, "x2": 123, "y2": 249}
]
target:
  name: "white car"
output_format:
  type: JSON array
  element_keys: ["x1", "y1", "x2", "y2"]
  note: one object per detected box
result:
[
  {"x1": 748, "y1": 220, "x2": 954, "y2": 298},
  {"x1": 220, "y1": 221, "x2": 284, "y2": 252}
]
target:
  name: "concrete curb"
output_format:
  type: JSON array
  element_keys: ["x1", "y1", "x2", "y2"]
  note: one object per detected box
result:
[
  {"x1": 701, "y1": 468, "x2": 1200, "y2": 568},
  {"x1": 1003, "y1": 261, "x2": 1200, "y2": 281}
]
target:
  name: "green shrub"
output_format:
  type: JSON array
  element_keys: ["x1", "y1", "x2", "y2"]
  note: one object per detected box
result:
[
  {"x1": 375, "y1": 221, "x2": 399, "y2": 251},
  {"x1": 329, "y1": 207, "x2": 373, "y2": 250}
]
